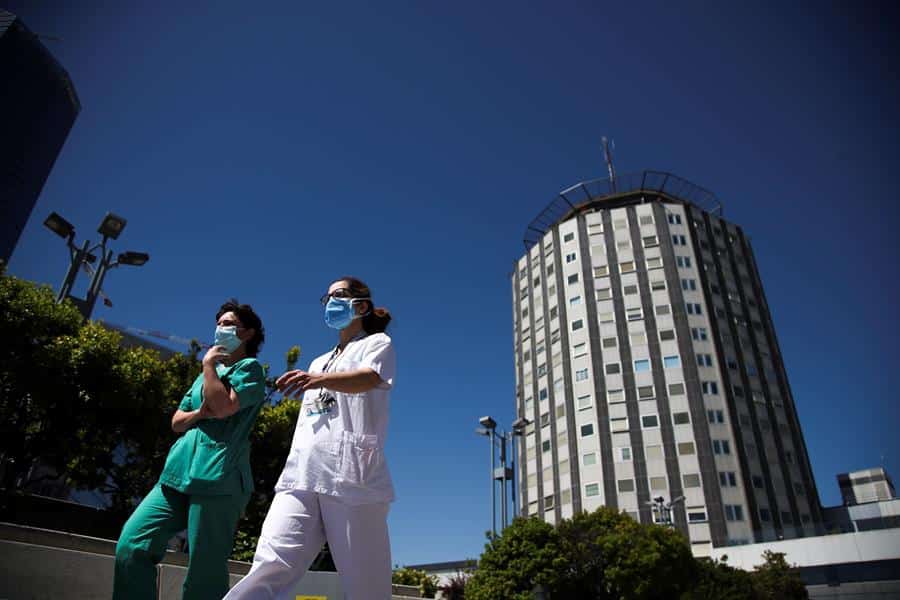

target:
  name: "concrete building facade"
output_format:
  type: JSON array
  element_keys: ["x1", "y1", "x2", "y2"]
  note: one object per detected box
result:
[{"x1": 512, "y1": 171, "x2": 822, "y2": 554}]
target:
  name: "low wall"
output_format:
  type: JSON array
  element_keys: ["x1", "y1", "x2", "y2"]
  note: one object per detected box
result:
[{"x1": 0, "y1": 522, "x2": 420, "y2": 599}]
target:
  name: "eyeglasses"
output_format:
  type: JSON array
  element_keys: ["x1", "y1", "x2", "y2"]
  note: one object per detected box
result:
[{"x1": 320, "y1": 288, "x2": 354, "y2": 305}]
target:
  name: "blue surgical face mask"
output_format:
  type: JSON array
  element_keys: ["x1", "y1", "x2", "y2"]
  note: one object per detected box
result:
[
  {"x1": 324, "y1": 297, "x2": 369, "y2": 330},
  {"x1": 214, "y1": 325, "x2": 243, "y2": 352}
]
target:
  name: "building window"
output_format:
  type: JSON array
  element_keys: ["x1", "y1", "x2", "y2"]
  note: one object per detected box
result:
[
  {"x1": 539, "y1": 388, "x2": 548, "y2": 401},
  {"x1": 719, "y1": 472, "x2": 737, "y2": 487},
  {"x1": 707, "y1": 409, "x2": 725, "y2": 424},
  {"x1": 676, "y1": 256, "x2": 692, "y2": 268},
  {"x1": 568, "y1": 273, "x2": 579, "y2": 284},
  {"x1": 641, "y1": 414, "x2": 659, "y2": 428},
  {"x1": 548, "y1": 285, "x2": 556, "y2": 296},
  {"x1": 626, "y1": 307, "x2": 643, "y2": 321},
  {"x1": 650, "y1": 476, "x2": 667, "y2": 490},
  {"x1": 683, "y1": 473, "x2": 701, "y2": 488},
  {"x1": 682, "y1": 278, "x2": 697, "y2": 291},
  {"x1": 688, "y1": 510, "x2": 707, "y2": 522},
  {"x1": 643, "y1": 235, "x2": 659, "y2": 247},
  {"x1": 647, "y1": 257, "x2": 663, "y2": 270},
  {"x1": 639, "y1": 214, "x2": 654, "y2": 226},
  {"x1": 623, "y1": 284, "x2": 638, "y2": 295},
  {"x1": 686, "y1": 302, "x2": 703, "y2": 315},
  {"x1": 638, "y1": 385, "x2": 654, "y2": 399},
  {"x1": 724, "y1": 505, "x2": 744, "y2": 521},
  {"x1": 577, "y1": 394, "x2": 592, "y2": 410},
  {"x1": 672, "y1": 234, "x2": 687, "y2": 246},
  {"x1": 585, "y1": 483, "x2": 600, "y2": 497},
  {"x1": 630, "y1": 332, "x2": 647, "y2": 346},
  {"x1": 563, "y1": 232, "x2": 575, "y2": 242},
  {"x1": 540, "y1": 412, "x2": 550, "y2": 427},
  {"x1": 655, "y1": 304, "x2": 670, "y2": 316},
  {"x1": 678, "y1": 442, "x2": 695, "y2": 455},
  {"x1": 659, "y1": 329, "x2": 675, "y2": 341},
  {"x1": 542, "y1": 440, "x2": 551, "y2": 453},
  {"x1": 544, "y1": 494, "x2": 555, "y2": 511},
  {"x1": 583, "y1": 452, "x2": 597, "y2": 466},
  {"x1": 602, "y1": 337, "x2": 617, "y2": 348},
  {"x1": 580, "y1": 423, "x2": 594, "y2": 437},
  {"x1": 672, "y1": 412, "x2": 690, "y2": 425},
  {"x1": 605, "y1": 362, "x2": 621, "y2": 374},
  {"x1": 620, "y1": 261, "x2": 636, "y2": 273},
  {"x1": 594, "y1": 265, "x2": 609, "y2": 277},
  {"x1": 618, "y1": 446, "x2": 632, "y2": 461},
  {"x1": 617, "y1": 479, "x2": 635, "y2": 492},
  {"x1": 712, "y1": 439, "x2": 731, "y2": 455},
  {"x1": 668, "y1": 383, "x2": 685, "y2": 395},
  {"x1": 645, "y1": 444, "x2": 663, "y2": 459},
  {"x1": 702, "y1": 381, "x2": 719, "y2": 395},
  {"x1": 566, "y1": 252, "x2": 577, "y2": 263},
  {"x1": 697, "y1": 354, "x2": 713, "y2": 367},
  {"x1": 599, "y1": 311, "x2": 614, "y2": 323},
  {"x1": 596, "y1": 287, "x2": 612, "y2": 300},
  {"x1": 537, "y1": 364, "x2": 547, "y2": 376},
  {"x1": 634, "y1": 359, "x2": 650, "y2": 372},
  {"x1": 570, "y1": 295, "x2": 582, "y2": 306},
  {"x1": 616, "y1": 240, "x2": 631, "y2": 251},
  {"x1": 575, "y1": 368, "x2": 589, "y2": 381},
  {"x1": 691, "y1": 327, "x2": 708, "y2": 341},
  {"x1": 610, "y1": 417, "x2": 629, "y2": 432},
  {"x1": 573, "y1": 342, "x2": 587, "y2": 358},
  {"x1": 613, "y1": 218, "x2": 627, "y2": 230},
  {"x1": 663, "y1": 355, "x2": 680, "y2": 368},
  {"x1": 668, "y1": 213, "x2": 682, "y2": 225},
  {"x1": 572, "y1": 319, "x2": 584, "y2": 331},
  {"x1": 650, "y1": 278, "x2": 666, "y2": 290}
]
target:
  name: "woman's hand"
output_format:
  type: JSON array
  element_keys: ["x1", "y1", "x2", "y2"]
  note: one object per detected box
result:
[
  {"x1": 276, "y1": 370, "x2": 326, "y2": 398},
  {"x1": 202, "y1": 345, "x2": 230, "y2": 368}
]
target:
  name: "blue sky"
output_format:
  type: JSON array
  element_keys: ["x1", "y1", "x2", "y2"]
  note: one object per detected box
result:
[{"x1": 7, "y1": 1, "x2": 899, "y2": 565}]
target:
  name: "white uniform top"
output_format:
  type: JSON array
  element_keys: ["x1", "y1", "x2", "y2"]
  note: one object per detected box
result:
[{"x1": 275, "y1": 332, "x2": 396, "y2": 505}]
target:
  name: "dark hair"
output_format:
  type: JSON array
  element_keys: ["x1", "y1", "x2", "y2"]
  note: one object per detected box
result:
[
  {"x1": 216, "y1": 299, "x2": 265, "y2": 356},
  {"x1": 336, "y1": 276, "x2": 392, "y2": 334}
]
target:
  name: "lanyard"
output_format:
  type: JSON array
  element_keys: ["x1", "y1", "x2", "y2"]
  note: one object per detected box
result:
[{"x1": 310, "y1": 332, "x2": 368, "y2": 414}]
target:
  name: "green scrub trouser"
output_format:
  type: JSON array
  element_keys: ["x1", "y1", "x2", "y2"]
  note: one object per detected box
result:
[{"x1": 113, "y1": 483, "x2": 250, "y2": 600}]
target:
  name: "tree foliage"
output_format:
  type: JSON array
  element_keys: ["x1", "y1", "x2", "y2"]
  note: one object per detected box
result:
[
  {"x1": 0, "y1": 273, "x2": 310, "y2": 563},
  {"x1": 466, "y1": 517, "x2": 569, "y2": 600},
  {"x1": 392, "y1": 567, "x2": 439, "y2": 598}
]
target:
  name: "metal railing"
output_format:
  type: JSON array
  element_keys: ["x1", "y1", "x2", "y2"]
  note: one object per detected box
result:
[{"x1": 523, "y1": 170, "x2": 723, "y2": 249}]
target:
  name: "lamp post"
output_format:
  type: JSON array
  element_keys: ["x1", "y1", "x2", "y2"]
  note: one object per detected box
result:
[
  {"x1": 43, "y1": 211, "x2": 149, "y2": 320},
  {"x1": 476, "y1": 415, "x2": 530, "y2": 539},
  {"x1": 646, "y1": 495, "x2": 685, "y2": 528}
]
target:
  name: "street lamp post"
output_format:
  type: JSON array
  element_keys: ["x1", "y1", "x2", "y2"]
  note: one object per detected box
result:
[
  {"x1": 477, "y1": 415, "x2": 530, "y2": 539},
  {"x1": 43, "y1": 211, "x2": 149, "y2": 320},
  {"x1": 646, "y1": 495, "x2": 685, "y2": 528}
]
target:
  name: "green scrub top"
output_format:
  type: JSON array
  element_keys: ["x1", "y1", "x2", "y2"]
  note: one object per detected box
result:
[{"x1": 159, "y1": 358, "x2": 266, "y2": 496}]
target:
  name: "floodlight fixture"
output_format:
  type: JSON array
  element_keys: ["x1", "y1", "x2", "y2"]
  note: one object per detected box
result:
[
  {"x1": 43, "y1": 212, "x2": 75, "y2": 239},
  {"x1": 511, "y1": 417, "x2": 530, "y2": 433},
  {"x1": 479, "y1": 416, "x2": 497, "y2": 430},
  {"x1": 117, "y1": 251, "x2": 149, "y2": 266},
  {"x1": 98, "y1": 212, "x2": 127, "y2": 240}
]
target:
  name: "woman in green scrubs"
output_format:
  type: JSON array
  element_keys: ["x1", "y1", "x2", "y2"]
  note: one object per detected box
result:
[{"x1": 113, "y1": 300, "x2": 266, "y2": 600}]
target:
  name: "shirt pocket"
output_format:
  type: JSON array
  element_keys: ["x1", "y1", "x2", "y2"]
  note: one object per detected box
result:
[
  {"x1": 338, "y1": 430, "x2": 382, "y2": 486},
  {"x1": 189, "y1": 437, "x2": 231, "y2": 484}
]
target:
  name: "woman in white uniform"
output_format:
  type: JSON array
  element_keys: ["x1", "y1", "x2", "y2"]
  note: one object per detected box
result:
[{"x1": 225, "y1": 276, "x2": 396, "y2": 600}]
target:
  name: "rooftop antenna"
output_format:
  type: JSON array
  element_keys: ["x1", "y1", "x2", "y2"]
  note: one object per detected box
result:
[{"x1": 602, "y1": 136, "x2": 617, "y2": 192}]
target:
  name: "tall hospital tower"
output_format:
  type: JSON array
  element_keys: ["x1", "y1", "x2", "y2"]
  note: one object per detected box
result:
[{"x1": 512, "y1": 171, "x2": 822, "y2": 555}]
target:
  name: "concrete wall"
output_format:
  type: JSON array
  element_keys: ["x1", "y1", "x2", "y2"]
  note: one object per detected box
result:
[
  {"x1": 0, "y1": 523, "x2": 420, "y2": 599},
  {"x1": 709, "y1": 528, "x2": 900, "y2": 570}
]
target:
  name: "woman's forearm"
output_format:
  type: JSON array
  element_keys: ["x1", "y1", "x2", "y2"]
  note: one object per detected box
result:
[
  {"x1": 202, "y1": 363, "x2": 233, "y2": 415},
  {"x1": 172, "y1": 408, "x2": 203, "y2": 433}
]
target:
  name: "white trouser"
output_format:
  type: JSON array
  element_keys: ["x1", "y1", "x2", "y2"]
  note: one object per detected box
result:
[{"x1": 224, "y1": 489, "x2": 391, "y2": 600}]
